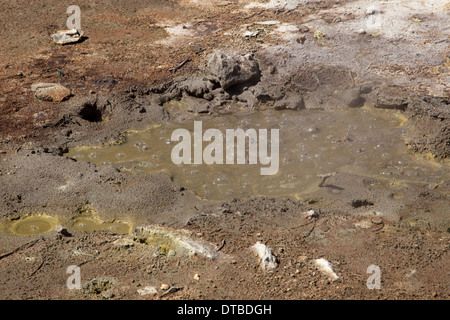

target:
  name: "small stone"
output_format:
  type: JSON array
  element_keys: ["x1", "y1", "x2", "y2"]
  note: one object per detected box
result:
[
  {"x1": 358, "y1": 29, "x2": 366, "y2": 34},
  {"x1": 160, "y1": 283, "x2": 170, "y2": 290},
  {"x1": 372, "y1": 217, "x2": 383, "y2": 225},
  {"x1": 251, "y1": 241, "x2": 278, "y2": 271},
  {"x1": 31, "y1": 83, "x2": 71, "y2": 102},
  {"x1": 113, "y1": 238, "x2": 134, "y2": 248},
  {"x1": 296, "y1": 35, "x2": 306, "y2": 44},
  {"x1": 315, "y1": 258, "x2": 339, "y2": 281},
  {"x1": 167, "y1": 250, "x2": 176, "y2": 256},
  {"x1": 137, "y1": 286, "x2": 157, "y2": 296},
  {"x1": 243, "y1": 30, "x2": 259, "y2": 38},
  {"x1": 51, "y1": 29, "x2": 84, "y2": 45},
  {"x1": 355, "y1": 220, "x2": 372, "y2": 229},
  {"x1": 193, "y1": 274, "x2": 200, "y2": 281},
  {"x1": 102, "y1": 289, "x2": 115, "y2": 299},
  {"x1": 303, "y1": 210, "x2": 318, "y2": 219}
]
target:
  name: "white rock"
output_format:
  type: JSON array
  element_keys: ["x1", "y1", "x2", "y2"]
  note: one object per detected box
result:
[
  {"x1": 160, "y1": 283, "x2": 170, "y2": 290},
  {"x1": 31, "y1": 83, "x2": 71, "y2": 102},
  {"x1": 303, "y1": 210, "x2": 318, "y2": 219},
  {"x1": 254, "y1": 21, "x2": 280, "y2": 26},
  {"x1": 113, "y1": 238, "x2": 134, "y2": 248},
  {"x1": 251, "y1": 241, "x2": 278, "y2": 271},
  {"x1": 314, "y1": 258, "x2": 339, "y2": 281},
  {"x1": 354, "y1": 220, "x2": 372, "y2": 229},
  {"x1": 137, "y1": 286, "x2": 157, "y2": 296},
  {"x1": 243, "y1": 30, "x2": 259, "y2": 38},
  {"x1": 51, "y1": 29, "x2": 84, "y2": 45}
]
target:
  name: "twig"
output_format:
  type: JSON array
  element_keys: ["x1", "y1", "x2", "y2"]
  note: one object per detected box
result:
[
  {"x1": 243, "y1": 9, "x2": 265, "y2": 20},
  {"x1": 302, "y1": 221, "x2": 316, "y2": 238},
  {"x1": 169, "y1": 56, "x2": 192, "y2": 73},
  {"x1": 291, "y1": 219, "x2": 316, "y2": 230},
  {"x1": 371, "y1": 221, "x2": 385, "y2": 232},
  {"x1": 78, "y1": 259, "x2": 95, "y2": 267},
  {"x1": 194, "y1": 48, "x2": 205, "y2": 55},
  {"x1": 159, "y1": 286, "x2": 183, "y2": 298},
  {"x1": 312, "y1": 72, "x2": 321, "y2": 86},
  {"x1": 217, "y1": 240, "x2": 226, "y2": 252},
  {"x1": 0, "y1": 239, "x2": 40, "y2": 261},
  {"x1": 318, "y1": 172, "x2": 337, "y2": 187},
  {"x1": 30, "y1": 258, "x2": 45, "y2": 277},
  {"x1": 349, "y1": 70, "x2": 355, "y2": 88}
]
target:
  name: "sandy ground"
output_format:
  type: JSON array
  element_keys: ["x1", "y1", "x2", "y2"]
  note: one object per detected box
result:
[{"x1": 0, "y1": 0, "x2": 449, "y2": 300}]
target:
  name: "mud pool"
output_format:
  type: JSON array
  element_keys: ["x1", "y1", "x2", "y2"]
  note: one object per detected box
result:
[
  {"x1": 65, "y1": 107, "x2": 448, "y2": 201},
  {"x1": 0, "y1": 213, "x2": 132, "y2": 236},
  {"x1": 0, "y1": 215, "x2": 59, "y2": 236}
]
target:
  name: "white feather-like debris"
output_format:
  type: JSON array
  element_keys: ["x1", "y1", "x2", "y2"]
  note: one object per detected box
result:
[
  {"x1": 251, "y1": 241, "x2": 278, "y2": 271},
  {"x1": 314, "y1": 258, "x2": 339, "y2": 281}
]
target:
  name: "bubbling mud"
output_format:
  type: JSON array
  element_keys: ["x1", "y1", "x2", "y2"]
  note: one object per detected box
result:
[
  {"x1": 71, "y1": 217, "x2": 132, "y2": 234},
  {"x1": 66, "y1": 107, "x2": 448, "y2": 201},
  {"x1": 0, "y1": 215, "x2": 59, "y2": 236}
]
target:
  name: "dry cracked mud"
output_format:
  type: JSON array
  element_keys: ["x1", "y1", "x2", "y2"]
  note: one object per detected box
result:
[{"x1": 0, "y1": 0, "x2": 449, "y2": 300}]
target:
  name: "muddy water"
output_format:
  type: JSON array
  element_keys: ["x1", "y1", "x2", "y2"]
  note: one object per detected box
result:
[
  {"x1": 0, "y1": 215, "x2": 59, "y2": 235},
  {"x1": 0, "y1": 212, "x2": 132, "y2": 236},
  {"x1": 66, "y1": 107, "x2": 448, "y2": 201},
  {"x1": 72, "y1": 217, "x2": 132, "y2": 234}
]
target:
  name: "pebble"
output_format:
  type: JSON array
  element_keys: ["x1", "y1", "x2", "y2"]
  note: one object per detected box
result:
[
  {"x1": 296, "y1": 35, "x2": 306, "y2": 44},
  {"x1": 372, "y1": 217, "x2": 383, "y2": 225},
  {"x1": 304, "y1": 210, "x2": 318, "y2": 219},
  {"x1": 137, "y1": 286, "x2": 158, "y2": 296},
  {"x1": 314, "y1": 258, "x2": 339, "y2": 281},
  {"x1": 31, "y1": 83, "x2": 71, "y2": 102},
  {"x1": 113, "y1": 238, "x2": 134, "y2": 248},
  {"x1": 102, "y1": 289, "x2": 115, "y2": 299},
  {"x1": 251, "y1": 241, "x2": 278, "y2": 271},
  {"x1": 51, "y1": 29, "x2": 84, "y2": 45},
  {"x1": 160, "y1": 283, "x2": 170, "y2": 290}
]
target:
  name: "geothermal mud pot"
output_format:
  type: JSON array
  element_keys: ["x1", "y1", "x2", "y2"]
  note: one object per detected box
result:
[{"x1": 0, "y1": 0, "x2": 449, "y2": 300}]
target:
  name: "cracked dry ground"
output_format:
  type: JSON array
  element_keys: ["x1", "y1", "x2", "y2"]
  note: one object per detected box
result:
[{"x1": 0, "y1": 0, "x2": 449, "y2": 300}]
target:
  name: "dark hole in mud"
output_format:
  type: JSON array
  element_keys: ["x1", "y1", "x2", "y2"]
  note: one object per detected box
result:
[
  {"x1": 351, "y1": 199, "x2": 375, "y2": 208},
  {"x1": 78, "y1": 102, "x2": 103, "y2": 122},
  {"x1": 348, "y1": 96, "x2": 366, "y2": 108}
]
